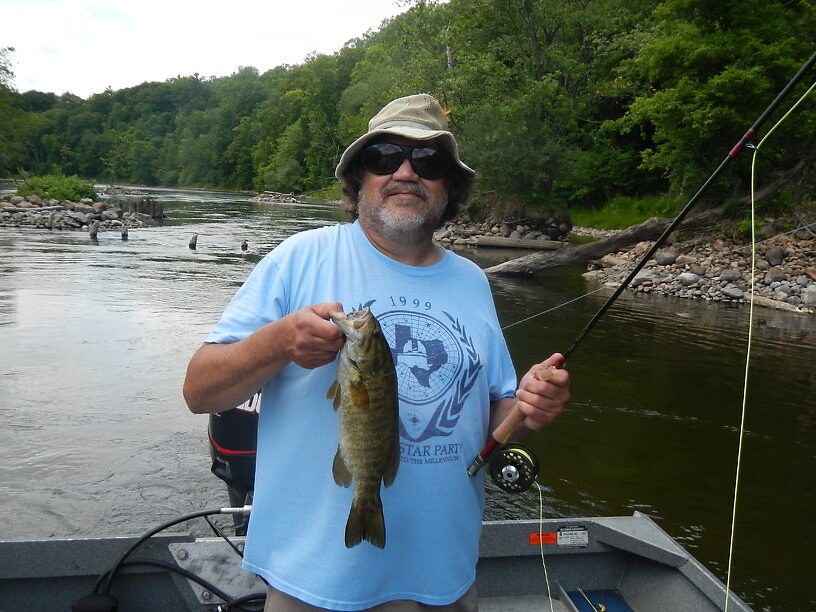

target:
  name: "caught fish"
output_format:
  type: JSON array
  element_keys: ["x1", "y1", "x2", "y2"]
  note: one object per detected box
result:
[{"x1": 327, "y1": 307, "x2": 400, "y2": 549}]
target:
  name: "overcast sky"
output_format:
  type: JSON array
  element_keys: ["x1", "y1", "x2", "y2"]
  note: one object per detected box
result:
[{"x1": 4, "y1": 0, "x2": 413, "y2": 98}]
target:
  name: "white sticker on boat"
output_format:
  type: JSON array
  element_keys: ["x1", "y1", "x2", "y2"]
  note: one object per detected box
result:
[{"x1": 557, "y1": 525, "x2": 589, "y2": 548}]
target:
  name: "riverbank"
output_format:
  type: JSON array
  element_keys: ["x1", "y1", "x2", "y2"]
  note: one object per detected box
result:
[
  {"x1": 0, "y1": 193, "x2": 159, "y2": 230},
  {"x1": 434, "y1": 213, "x2": 573, "y2": 246},
  {"x1": 580, "y1": 224, "x2": 816, "y2": 315},
  {"x1": 4, "y1": 187, "x2": 813, "y2": 315}
]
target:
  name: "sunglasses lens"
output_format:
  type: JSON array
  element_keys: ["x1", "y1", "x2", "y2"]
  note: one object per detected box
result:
[
  {"x1": 410, "y1": 147, "x2": 447, "y2": 180},
  {"x1": 362, "y1": 144, "x2": 403, "y2": 175},
  {"x1": 361, "y1": 143, "x2": 449, "y2": 179}
]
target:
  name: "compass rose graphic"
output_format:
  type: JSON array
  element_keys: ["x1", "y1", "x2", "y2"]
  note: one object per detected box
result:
[{"x1": 379, "y1": 311, "x2": 463, "y2": 407}]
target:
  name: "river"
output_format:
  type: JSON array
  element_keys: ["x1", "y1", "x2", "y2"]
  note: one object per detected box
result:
[{"x1": 1, "y1": 187, "x2": 814, "y2": 610}]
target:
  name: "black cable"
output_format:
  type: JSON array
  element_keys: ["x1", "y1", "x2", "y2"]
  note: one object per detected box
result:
[
  {"x1": 204, "y1": 514, "x2": 245, "y2": 558},
  {"x1": 220, "y1": 592, "x2": 268, "y2": 611},
  {"x1": 97, "y1": 508, "x2": 224, "y2": 595}
]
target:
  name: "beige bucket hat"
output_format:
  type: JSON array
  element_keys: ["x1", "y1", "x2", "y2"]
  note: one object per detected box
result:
[{"x1": 335, "y1": 94, "x2": 475, "y2": 179}]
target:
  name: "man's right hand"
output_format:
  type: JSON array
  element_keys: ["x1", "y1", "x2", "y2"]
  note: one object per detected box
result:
[
  {"x1": 183, "y1": 301, "x2": 346, "y2": 414},
  {"x1": 283, "y1": 302, "x2": 346, "y2": 369}
]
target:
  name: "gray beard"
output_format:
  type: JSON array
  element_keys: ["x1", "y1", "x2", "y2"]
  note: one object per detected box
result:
[{"x1": 357, "y1": 185, "x2": 447, "y2": 246}]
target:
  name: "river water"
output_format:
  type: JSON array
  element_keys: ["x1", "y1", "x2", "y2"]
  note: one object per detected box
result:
[{"x1": 1, "y1": 187, "x2": 814, "y2": 610}]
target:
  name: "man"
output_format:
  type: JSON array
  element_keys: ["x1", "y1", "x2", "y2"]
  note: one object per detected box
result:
[{"x1": 183, "y1": 93, "x2": 570, "y2": 611}]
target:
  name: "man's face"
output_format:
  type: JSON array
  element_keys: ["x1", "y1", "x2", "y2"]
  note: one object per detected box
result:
[{"x1": 357, "y1": 138, "x2": 448, "y2": 246}]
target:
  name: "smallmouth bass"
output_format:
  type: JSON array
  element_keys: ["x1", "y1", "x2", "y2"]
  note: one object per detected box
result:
[{"x1": 327, "y1": 307, "x2": 400, "y2": 549}]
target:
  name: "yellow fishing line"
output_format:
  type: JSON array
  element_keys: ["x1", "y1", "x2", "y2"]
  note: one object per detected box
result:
[
  {"x1": 534, "y1": 482, "x2": 556, "y2": 612},
  {"x1": 723, "y1": 78, "x2": 816, "y2": 612},
  {"x1": 577, "y1": 587, "x2": 600, "y2": 612}
]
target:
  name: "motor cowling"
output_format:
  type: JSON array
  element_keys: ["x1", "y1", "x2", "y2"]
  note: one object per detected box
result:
[{"x1": 208, "y1": 392, "x2": 260, "y2": 534}]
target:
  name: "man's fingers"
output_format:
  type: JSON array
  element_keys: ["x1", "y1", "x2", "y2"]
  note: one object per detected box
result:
[{"x1": 312, "y1": 301, "x2": 345, "y2": 320}]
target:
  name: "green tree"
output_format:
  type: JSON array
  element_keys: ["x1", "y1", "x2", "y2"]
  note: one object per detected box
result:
[
  {"x1": 613, "y1": 0, "x2": 816, "y2": 200},
  {"x1": 0, "y1": 47, "x2": 32, "y2": 177}
]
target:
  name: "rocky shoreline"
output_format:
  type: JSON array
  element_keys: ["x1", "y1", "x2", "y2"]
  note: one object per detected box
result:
[
  {"x1": 434, "y1": 213, "x2": 573, "y2": 246},
  {"x1": 0, "y1": 193, "x2": 159, "y2": 231},
  {"x1": 3, "y1": 189, "x2": 813, "y2": 315},
  {"x1": 581, "y1": 225, "x2": 816, "y2": 315},
  {"x1": 249, "y1": 191, "x2": 300, "y2": 204}
]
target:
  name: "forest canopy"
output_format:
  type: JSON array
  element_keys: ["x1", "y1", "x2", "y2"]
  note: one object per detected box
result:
[{"x1": 1, "y1": 0, "x2": 814, "y2": 216}]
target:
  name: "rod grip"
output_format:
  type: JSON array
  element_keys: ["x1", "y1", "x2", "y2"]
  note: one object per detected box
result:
[
  {"x1": 491, "y1": 366, "x2": 555, "y2": 443},
  {"x1": 467, "y1": 366, "x2": 558, "y2": 476}
]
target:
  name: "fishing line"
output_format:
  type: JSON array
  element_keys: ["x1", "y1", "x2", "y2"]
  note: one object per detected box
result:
[
  {"x1": 470, "y1": 52, "x2": 816, "y2": 482},
  {"x1": 576, "y1": 588, "x2": 600, "y2": 612},
  {"x1": 500, "y1": 286, "x2": 609, "y2": 331},
  {"x1": 534, "y1": 482, "x2": 556, "y2": 612},
  {"x1": 723, "y1": 77, "x2": 816, "y2": 612}
]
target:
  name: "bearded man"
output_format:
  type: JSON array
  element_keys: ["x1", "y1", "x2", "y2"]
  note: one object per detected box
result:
[{"x1": 184, "y1": 94, "x2": 570, "y2": 612}]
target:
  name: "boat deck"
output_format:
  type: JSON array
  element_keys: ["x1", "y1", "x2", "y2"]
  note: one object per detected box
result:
[
  {"x1": 482, "y1": 595, "x2": 569, "y2": 611},
  {"x1": 0, "y1": 512, "x2": 752, "y2": 612}
]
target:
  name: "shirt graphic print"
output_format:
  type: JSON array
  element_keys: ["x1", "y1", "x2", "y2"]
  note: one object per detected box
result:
[{"x1": 356, "y1": 299, "x2": 483, "y2": 447}]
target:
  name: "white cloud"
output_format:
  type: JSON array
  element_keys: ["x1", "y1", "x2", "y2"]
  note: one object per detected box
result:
[{"x1": 4, "y1": 0, "x2": 411, "y2": 97}]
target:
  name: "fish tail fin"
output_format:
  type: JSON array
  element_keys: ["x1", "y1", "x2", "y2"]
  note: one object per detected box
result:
[{"x1": 345, "y1": 494, "x2": 385, "y2": 549}]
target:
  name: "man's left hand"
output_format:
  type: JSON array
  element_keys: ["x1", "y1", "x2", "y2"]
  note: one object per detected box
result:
[{"x1": 514, "y1": 353, "x2": 570, "y2": 430}]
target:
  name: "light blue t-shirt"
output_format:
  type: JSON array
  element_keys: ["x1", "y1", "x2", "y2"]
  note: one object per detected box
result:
[{"x1": 206, "y1": 221, "x2": 517, "y2": 610}]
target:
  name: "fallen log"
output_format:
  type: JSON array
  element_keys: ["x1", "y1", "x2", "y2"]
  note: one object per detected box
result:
[{"x1": 483, "y1": 206, "x2": 727, "y2": 276}]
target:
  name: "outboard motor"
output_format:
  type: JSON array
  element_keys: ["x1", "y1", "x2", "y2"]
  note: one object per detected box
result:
[{"x1": 208, "y1": 392, "x2": 260, "y2": 535}]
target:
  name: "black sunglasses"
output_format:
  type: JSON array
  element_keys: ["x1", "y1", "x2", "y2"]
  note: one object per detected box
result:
[{"x1": 361, "y1": 143, "x2": 449, "y2": 180}]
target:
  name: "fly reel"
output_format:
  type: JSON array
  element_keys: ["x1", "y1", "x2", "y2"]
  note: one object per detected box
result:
[{"x1": 488, "y1": 443, "x2": 539, "y2": 493}]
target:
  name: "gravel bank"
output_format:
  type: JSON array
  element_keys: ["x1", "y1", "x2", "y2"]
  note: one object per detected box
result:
[
  {"x1": 1, "y1": 194, "x2": 158, "y2": 231},
  {"x1": 582, "y1": 225, "x2": 816, "y2": 315}
]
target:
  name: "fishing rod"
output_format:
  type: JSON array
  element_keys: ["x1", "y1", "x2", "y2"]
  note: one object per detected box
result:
[{"x1": 470, "y1": 50, "x2": 816, "y2": 492}]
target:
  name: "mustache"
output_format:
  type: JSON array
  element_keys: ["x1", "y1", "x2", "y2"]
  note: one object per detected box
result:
[{"x1": 381, "y1": 181, "x2": 429, "y2": 200}]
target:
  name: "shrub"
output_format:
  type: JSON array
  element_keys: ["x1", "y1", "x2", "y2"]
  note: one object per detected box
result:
[{"x1": 16, "y1": 174, "x2": 98, "y2": 202}]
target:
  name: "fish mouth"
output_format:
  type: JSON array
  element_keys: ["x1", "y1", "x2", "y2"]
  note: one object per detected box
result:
[
  {"x1": 331, "y1": 307, "x2": 370, "y2": 323},
  {"x1": 329, "y1": 311, "x2": 349, "y2": 325},
  {"x1": 331, "y1": 307, "x2": 371, "y2": 335}
]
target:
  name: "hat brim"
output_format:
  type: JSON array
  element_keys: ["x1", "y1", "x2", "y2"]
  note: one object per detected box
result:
[{"x1": 335, "y1": 125, "x2": 475, "y2": 180}]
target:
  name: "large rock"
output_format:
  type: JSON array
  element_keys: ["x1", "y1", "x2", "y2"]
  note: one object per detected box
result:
[
  {"x1": 132, "y1": 212, "x2": 156, "y2": 226},
  {"x1": 765, "y1": 246, "x2": 785, "y2": 266},
  {"x1": 719, "y1": 269, "x2": 741, "y2": 282},
  {"x1": 764, "y1": 267, "x2": 787, "y2": 283},
  {"x1": 71, "y1": 202, "x2": 96, "y2": 214},
  {"x1": 654, "y1": 248, "x2": 679, "y2": 265},
  {"x1": 675, "y1": 254, "x2": 698, "y2": 265},
  {"x1": 67, "y1": 211, "x2": 88, "y2": 224},
  {"x1": 722, "y1": 286, "x2": 745, "y2": 299},
  {"x1": 678, "y1": 272, "x2": 700, "y2": 286}
]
